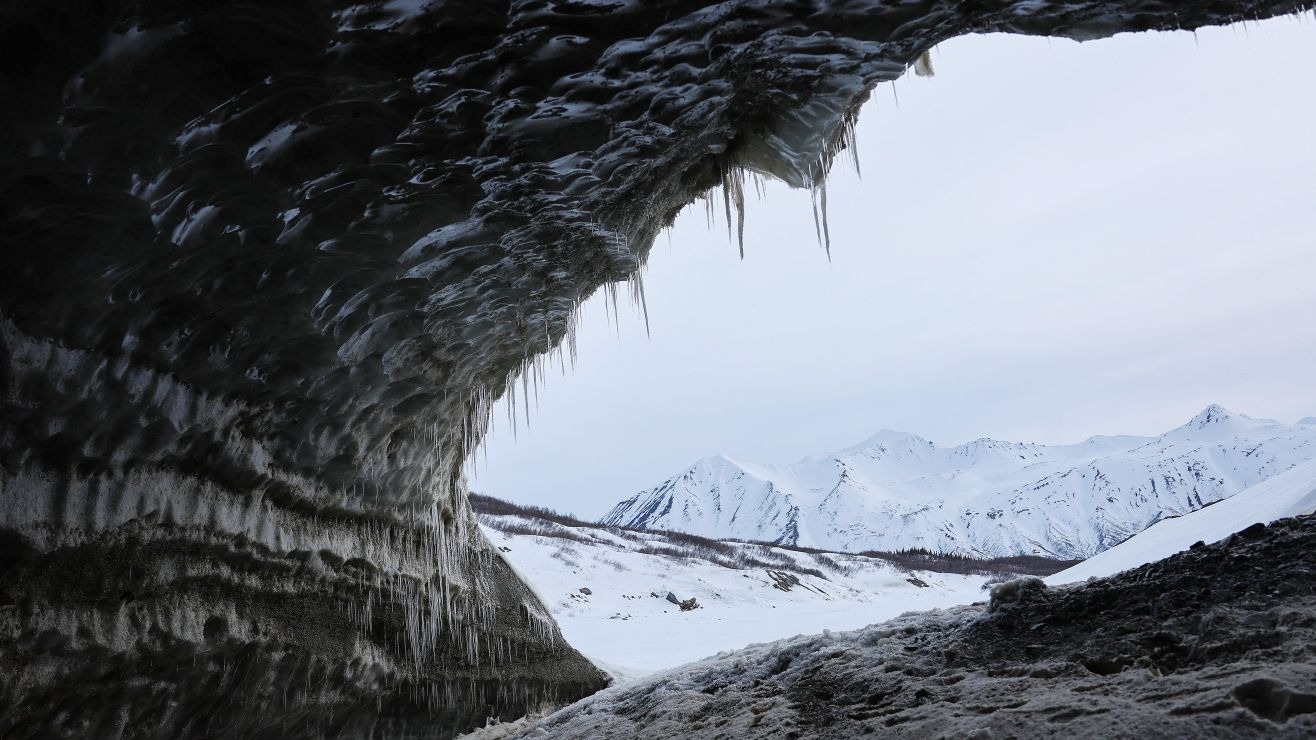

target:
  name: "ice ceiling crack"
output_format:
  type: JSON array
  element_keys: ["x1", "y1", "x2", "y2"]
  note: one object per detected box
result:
[{"x1": 0, "y1": 1, "x2": 1310, "y2": 737}]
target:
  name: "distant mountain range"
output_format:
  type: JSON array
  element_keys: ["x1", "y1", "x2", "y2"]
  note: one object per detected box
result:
[{"x1": 600, "y1": 405, "x2": 1316, "y2": 558}]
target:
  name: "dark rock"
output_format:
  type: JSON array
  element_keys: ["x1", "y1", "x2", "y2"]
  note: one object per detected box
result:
[
  {"x1": 768, "y1": 570, "x2": 803, "y2": 592},
  {"x1": 665, "y1": 592, "x2": 699, "y2": 611},
  {"x1": 987, "y1": 577, "x2": 1047, "y2": 613},
  {"x1": 1233, "y1": 677, "x2": 1316, "y2": 722}
]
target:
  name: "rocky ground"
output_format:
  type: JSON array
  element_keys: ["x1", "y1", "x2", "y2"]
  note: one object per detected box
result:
[{"x1": 517, "y1": 515, "x2": 1316, "y2": 738}]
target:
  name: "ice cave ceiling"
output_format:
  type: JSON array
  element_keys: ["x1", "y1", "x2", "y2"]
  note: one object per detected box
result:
[{"x1": 0, "y1": 0, "x2": 1309, "y2": 737}]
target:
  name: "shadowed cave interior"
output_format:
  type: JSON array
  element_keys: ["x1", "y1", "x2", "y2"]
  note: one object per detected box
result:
[{"x1": 1, "y1": 1, "x2": 1312, "y2": 737}]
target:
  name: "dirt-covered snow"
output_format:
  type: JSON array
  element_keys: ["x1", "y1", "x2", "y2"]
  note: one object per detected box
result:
[{"x1": 516, "y1": 514, "x2": 1316, "y2": 738}]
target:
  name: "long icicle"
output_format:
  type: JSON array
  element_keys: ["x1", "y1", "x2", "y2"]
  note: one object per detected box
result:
[
  {"x1": 810, "y1": 186, "x2": 822, "y2": 247},
  {"x1": 730, "y1": 168, "x2": 746, "y2": 258},
  {"x1": 721, "y1": 165, "x2": 736, "y2": 254},
  {"x1": 820, "y1": 180, "x2": 831, "y2": 260}
]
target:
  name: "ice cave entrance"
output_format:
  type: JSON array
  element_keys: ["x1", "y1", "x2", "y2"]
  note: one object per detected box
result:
[{"x1": 472, "y1": 17, "x2": 1316, "y2": 520}]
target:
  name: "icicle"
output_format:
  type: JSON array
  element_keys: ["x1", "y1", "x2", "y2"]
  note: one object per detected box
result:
[
  {"x1": 732, "y1": 170, "x2": 745, "y2": 259},
  {"x1": 721, "y1": 166, "x2": 735, "y2": 253},
  {"x1": 914, "y1": 49, "x2": 935, "y2": 77},
  {"x1": 565, "y1": 303, "x2": 578, "y2": 368},
  {"x1": 506, "y1": 375, "x2": 517, "y2": 441},
  {"x1": 810, "y1": 186, "x2": 822, "y2": 247},
  {"x1": 629, "y1": 270, "x2": 651, "y2": 338},
  {"x1": 607, "y1": 282, "x2": 621, "y2": 338},
  {"x1": 844, "y1": 114, "x2": 861, "y2": 180},
  {"x1": 820, "y1": 181, "x2": 831, "y2": 260},
  {"x1": 521, "y1": 356, "x2": 530, "y2": 430}
]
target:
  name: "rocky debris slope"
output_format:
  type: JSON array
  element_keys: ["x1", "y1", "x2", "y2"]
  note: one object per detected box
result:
[
  {"x1": 2, "y1": 0, "x2": 1310, "y2": 736},
  {"x1": 519, "y1": 515, "x2": 1316, "y2": 738},
  {"x1": 603, "y1": 405, "x2": 1316, "y2": 558}
]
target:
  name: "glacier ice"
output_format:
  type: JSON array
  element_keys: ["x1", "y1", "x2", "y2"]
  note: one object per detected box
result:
[{"x1": 2, "y1": 0, "x2": 1311, "y2": 736}]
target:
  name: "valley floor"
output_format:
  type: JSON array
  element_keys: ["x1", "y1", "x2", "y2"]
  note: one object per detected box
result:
[
  {"x1": 516, "y1": 514, "x2": 1316, "y2": 738},
  {"x1": 480, "y1": 515, "x2": 1007, "y2": 676},
  {"x1": 466, "y1": 471, "x2": 1316, "y2": 737}
]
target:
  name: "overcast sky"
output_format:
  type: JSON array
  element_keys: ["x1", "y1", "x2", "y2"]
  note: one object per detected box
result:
[{"x1": 471, "y1": 17, "x2": 1316, "y2": 518}]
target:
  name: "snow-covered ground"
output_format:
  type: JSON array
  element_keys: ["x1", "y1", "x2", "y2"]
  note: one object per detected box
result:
[
  {"x1": 1048, "y1": 457, "x2": 1316, "y2": 584},
  {"x1": 479, "y1": 515, "x2": 988, "y2": 676},
  {"x1": 603, "y1": 405, "x2": 1316, "y2": 559},
  {"x1": 480, "y1": 432, "x2": 1316, "y2": 683}
]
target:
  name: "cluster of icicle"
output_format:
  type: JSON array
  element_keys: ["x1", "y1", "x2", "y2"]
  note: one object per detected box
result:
[
  {"x1": 465, "y1": 74, "x2": 884, "y2": 461},
  {"x1": 339, "y1": 501, "x2": 556, "y2": 681},
  {"x1": 0, "y1": 316, "x2": 564, "y2": 696},
  {"x1": 384, "y1": 50, "x2": 944, "y2": 688}
]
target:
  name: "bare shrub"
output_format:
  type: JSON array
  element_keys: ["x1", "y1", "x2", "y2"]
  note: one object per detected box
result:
[
  {"x1": 470, "y1": 493, "x2": 1076, "y2": 580},
  {"x1": 479, "y1": 515, "x2": 593, "y2": 544},
  {"x1": 853, "y1": 548, "x2": 1080, "y2": 577},
  {"x1": 469, "y1": 493, "x2": 595, "y2": 528},
  {"x1": 599, "y1": 558, "x2": 627, "y2": 572}
]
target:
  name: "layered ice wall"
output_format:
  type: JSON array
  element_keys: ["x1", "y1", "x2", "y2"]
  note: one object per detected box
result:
[{"x1": 1, "y1": 1, "x2": 1309, "y2": 736}]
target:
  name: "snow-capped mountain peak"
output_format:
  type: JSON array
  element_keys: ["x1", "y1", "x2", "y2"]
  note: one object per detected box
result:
[
  {"x1": 603, "y1": 408, "x2": 1316, "y2": 559},
  {"x1": 844, "y1": 428, "x2": 933, "y2": 451},
  {"x1": 1191, "y1": 403, "x2": 1234, "y2": 425},
  {"x1": 1182, "y1": 403, "x2": 1259, "y2": 431},
  {"x1": 1163, "y1": 404, "x2": 1276, "y2": 442}
]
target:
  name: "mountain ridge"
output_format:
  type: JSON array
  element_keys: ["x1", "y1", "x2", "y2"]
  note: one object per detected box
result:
[{"x1": 601, "y1": 405, "x2": 1316, "y2": 558}]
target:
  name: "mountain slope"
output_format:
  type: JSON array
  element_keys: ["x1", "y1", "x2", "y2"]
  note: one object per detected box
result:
[
  {"x1": 602, "y1": 405, "x2": 1316, "y2": 558},
  {"x1": 1048, "y1": 458, "x2": 1316, "y2": 583}
]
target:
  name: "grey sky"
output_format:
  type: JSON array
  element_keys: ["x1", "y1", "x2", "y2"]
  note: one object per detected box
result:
[{"x1": 471, "y1": 17, "x2": 1316, "y2": 519}]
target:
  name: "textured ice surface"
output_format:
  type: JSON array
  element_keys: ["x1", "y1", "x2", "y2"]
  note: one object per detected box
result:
[
  {"x1": 2, "y1": 0, "x2": 1311, "y2": 736},
  {"x1": 519, "y1": 515, "x2": 1316, "y2": 738}
]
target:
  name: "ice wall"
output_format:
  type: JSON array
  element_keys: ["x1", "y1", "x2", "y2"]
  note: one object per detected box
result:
[{"x1": 1, "y1": 0, "x2": 1308, "y2": 736}]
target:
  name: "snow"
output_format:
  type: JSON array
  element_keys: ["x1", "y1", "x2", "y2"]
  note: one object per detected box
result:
[
  {"x1": 478, "y1": 517, "x2": 986, "y2": 676},
  {"x1": 1047, "y1": 458, "x2": 1316, "y2": 584},
  {"x1": 515, "y1": 513, "x2": 1316, "y2": 738},
  {"x1": 472, "y1": 415, "x2": 1316, "y2": 732},
  {"x1": 603, "y1": 405, "x2": 1316, "y2": 559}
]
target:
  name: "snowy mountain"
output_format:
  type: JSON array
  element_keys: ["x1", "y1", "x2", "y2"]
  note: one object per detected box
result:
[
  {"x1": 1048, "y1": 458, "x2": 1316, "y2": 584},
  {"x1": 601, "y1": 405, "x2": 1316, "y2": 559}
]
